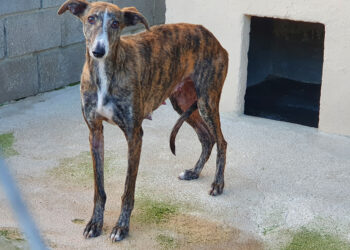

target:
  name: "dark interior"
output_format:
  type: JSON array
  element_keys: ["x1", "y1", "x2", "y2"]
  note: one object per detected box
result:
[{"x1": 244, "y1": 17, "x2": 325, "y2": 128}]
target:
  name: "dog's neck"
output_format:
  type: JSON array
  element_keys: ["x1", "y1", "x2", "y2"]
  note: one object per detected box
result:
[{"x1": 85, "y1": 42, "x2": 127, "y2": 121}]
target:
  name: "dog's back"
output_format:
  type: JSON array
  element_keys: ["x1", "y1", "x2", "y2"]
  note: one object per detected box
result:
[{"x1": 121, "y1": 23, "x2": 228, "y2": 117}]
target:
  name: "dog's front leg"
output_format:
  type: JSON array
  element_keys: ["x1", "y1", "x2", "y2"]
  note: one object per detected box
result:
[
  {"x1": 83, "y1": 121, "x2": 106, "y2": 238},
  {"x1": 110, "y1": 126, "x2": 143, "y2": 242}
]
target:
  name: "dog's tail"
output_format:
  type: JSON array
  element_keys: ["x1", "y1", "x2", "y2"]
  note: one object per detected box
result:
[{"x1": 170, "y1": 102, "x2": 198, "y2": 156}]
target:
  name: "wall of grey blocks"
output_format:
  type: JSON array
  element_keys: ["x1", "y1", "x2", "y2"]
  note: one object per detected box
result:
[{"x1": 0, "y1": 0, "x2": 165, "y2": 104}]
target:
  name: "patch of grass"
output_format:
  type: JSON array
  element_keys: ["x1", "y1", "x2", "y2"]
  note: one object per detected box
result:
[
  {"x1": 51, "y1": 151, "x2": 124, "y2": 184},
  {"x1": 135, "y1": 198, "x2": 178, "y2": 224},
  {"x1": 156, "y1": 234, "x2": 178, "y2": 249},
  {"x1": 285, "y1": 228, "x2": 350, "y2": 250},
  {"x1": 0, "y1": 133, "x2": 19, "y2": 158},
  {"x1": 71, "y1": 219, "x2": 85, "y2": 224},
  {"x1": 0, "y1": 228, "x2": 24, "y2": 241},
  {"x1": 54, "y1": 151, "x2": 93, "y2": 182},
  {"x1": 0, "y1": 228, "x2": 28, "y2": 250}
]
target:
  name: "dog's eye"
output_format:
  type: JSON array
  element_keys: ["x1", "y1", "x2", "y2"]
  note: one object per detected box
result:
[
  {"x1": 111, "y1": 20, "x2": 119, "y2": 29},
  {"x1": 88, "y1": 16, "x2": 95, "y2": 24}
]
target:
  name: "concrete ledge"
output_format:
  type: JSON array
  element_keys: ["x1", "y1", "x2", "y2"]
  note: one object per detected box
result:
[{"x1": 0, "y1": 55, "x2": 38, "y2": 102}]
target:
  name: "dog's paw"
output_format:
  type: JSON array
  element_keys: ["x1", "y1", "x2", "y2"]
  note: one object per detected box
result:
[
  {"x1": 209, "y1": 181, "x2": 224, "y2": 196},
  {"x1": 83, "y1": 220, "x2": 103, "y2": 238},
  {"x1": 178, "y1": 170, "x2": 199, "y2": 180},
  {"x1": 110, "y1": 226, "x2": 129, "y2": 242}
]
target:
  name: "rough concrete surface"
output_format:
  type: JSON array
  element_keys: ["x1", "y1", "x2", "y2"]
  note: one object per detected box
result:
[
  {"x1": 0, "y1": 55, "x2": 39, "y2": 102},
  {"x1": 38, "y1": 43, "x2": 85, "y2": 92},
  {"x1": 5, "y1": 9, "x2": 61, "y2": 58},
  {"x1": 0, "y1": 0, "x2": 40, "y2": 17},
  {"x1": 0, "y1": 86, "x2": 350, "y2": 249}
]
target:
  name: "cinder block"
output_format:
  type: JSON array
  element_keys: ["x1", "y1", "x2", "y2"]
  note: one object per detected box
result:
[
  {"x1": 113, "y1": 0, "x2": 155, "y2": 26},
  {"x1": 61, "y1": 14, "x2": 85, "y2": 46},
  {"x1": 154, "y1": 0, "x2": 166, "y2": 25},
  {"x1": 0, "y1": 19, "x2": 5, "y2": 59},
  {"x1": 0, "y1": 0, "x2": 40, "y2": 17},
  {"x1": 0, "y1": 56, "x2": 38, "y2": 103},
  {"x1": 6, "y1": 9, "x2": 61, "y2": 57},
  {"x1": 38, "y1": 43, "x2": 86, "y2": 92},
  {"x1": 42, "y1": 0, "x2": 66, "y2": 8}
]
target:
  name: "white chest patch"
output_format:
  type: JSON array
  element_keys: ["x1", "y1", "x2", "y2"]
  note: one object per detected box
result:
[{"x1": 96, "y1": 61, "x2": 114, "y2": 121}]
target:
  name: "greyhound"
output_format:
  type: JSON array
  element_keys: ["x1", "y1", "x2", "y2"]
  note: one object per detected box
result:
[{"x1": 58, "y1": 0, "x2": 228, "y2": 242}]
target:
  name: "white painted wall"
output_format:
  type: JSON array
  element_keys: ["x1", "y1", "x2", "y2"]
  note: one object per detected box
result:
[{"x1": 166, "y1": 0, "x2": 350, "y2": 136}]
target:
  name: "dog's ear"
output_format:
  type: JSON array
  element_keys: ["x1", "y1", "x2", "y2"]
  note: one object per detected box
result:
[
  {"x1": 122, "y1": 7, "x2": 150, "y2": 31},
  {"x1": 58, "y1": 0, "x2": 89, "y2": 18}
]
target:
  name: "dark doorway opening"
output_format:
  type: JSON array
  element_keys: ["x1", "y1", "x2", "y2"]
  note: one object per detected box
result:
[{"x1": 244, "y1": 17, "x2": 325, "y2": 128}]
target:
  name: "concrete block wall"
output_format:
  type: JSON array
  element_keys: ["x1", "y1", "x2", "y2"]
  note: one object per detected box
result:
[{"x1": 0, "y1": 0, "x2": 165, "y2": 104}]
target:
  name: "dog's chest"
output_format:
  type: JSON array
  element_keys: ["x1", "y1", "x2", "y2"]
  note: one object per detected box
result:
[{"x1": 96, "y1": 62, "x2": 114, "y2": 121}]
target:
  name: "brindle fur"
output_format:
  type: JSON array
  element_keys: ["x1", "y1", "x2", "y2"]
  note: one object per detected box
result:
[{"x1": 58, "y1": 0, "x2": 228, "y2": 242}]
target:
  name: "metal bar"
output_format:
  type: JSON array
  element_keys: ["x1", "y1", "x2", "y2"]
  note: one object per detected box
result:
[{"x1": 0, "y1": 158, "x2": 47, "y2": 250}]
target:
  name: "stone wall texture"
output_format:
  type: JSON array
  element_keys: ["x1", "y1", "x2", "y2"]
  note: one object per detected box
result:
[{"x1": 0, "y1": 0, "x2": 165, "y2": 104}]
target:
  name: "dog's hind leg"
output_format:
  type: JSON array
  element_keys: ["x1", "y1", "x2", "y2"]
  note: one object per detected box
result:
[
  {"x1": 197, "y1": 98, "x2": 227, "y2": 196},
  {"x1": 170, "y1": 77, "x2": 215, "y2": 180},
  {"x1": 83, "y1": 120, "x2": 106, "y2": 238},
  {"x1": 194, "y1": 59, "x2": 228, "y2": 196}
]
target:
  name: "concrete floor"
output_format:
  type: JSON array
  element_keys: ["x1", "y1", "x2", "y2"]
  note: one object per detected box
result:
[{"x1": 0, "y1": 85, "x2": 350, "y2": 249}]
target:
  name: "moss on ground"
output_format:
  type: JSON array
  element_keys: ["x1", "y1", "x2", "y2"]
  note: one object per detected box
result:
[
  {"x1": 132, "y1": 196, "x2": 261, "y2": 249},
  {"x1": 156, "y1": 234, "x2": 178, "y2": 249},
  {"x1": 51, "y1": 151, "x2": 124, "y2": 184},
  {"x1": 0, "y1": 228, "x2": 23, "y2": 241},
  {"x1": 0, "y1": 228, "x2": 28, "y2": 250},
  {"x1": 285, "y1": 228, "x2": 350, "y2": 250},
  {"x1": 135, "y1": 198, "x2": 178, "y2": 224},
  {"x1": 0, "y1": 133, "x2": 19, "y2": 158},
  {"x1": 71, "y1": 219, "x2": 85, "y2": 225}
]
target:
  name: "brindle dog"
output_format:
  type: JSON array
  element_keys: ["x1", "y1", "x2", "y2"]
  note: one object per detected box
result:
[{"x1": 58, "y1": 0, "x2": 228, "y2": 242}]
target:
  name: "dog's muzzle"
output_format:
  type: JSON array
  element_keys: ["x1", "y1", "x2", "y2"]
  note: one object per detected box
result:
[{"x1": 93, "y1": 45, "x2": 106, "y2": 58}]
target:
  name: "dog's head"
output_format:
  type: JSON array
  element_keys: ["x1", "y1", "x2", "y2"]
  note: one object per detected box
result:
[{"x1": 58, "y1": 0, "x2": 149, "y2": 60}]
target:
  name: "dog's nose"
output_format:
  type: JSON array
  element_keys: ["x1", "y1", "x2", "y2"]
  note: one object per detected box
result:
[{"x1": 92, "y1": 47, "x2": 105, "y2": 58}]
